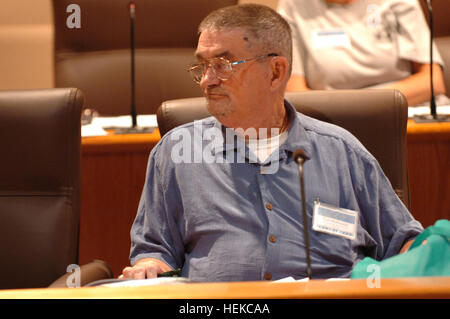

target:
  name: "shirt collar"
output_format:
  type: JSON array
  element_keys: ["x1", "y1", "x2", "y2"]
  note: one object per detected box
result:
[{"x1": 279, "y1": 99, "x2": 312, "y2": 159}]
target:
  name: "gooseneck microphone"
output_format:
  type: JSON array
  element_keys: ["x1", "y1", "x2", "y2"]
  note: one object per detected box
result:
[
  {"x1": 115, "y1": 2, "x2": 155, "y2": 134},
  {"x1": 129, "y1": 1, "x2": 137, "y2": 128},
  {"x1": 427, "y1": 0, "x2": 437, "y2": 120},
  {"x1": 293, "y1": 149, "x2": 312, "y2": 279},
  {"x1": 414, "y1": 0, "x2": 449, "y2": 123}
]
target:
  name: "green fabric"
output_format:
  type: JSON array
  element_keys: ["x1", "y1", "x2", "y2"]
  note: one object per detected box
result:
[{"x1": 351, "y1": 219, "x2": 450, "y2": 279}]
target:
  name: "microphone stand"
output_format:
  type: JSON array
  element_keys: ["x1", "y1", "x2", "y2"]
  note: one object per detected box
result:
[
  {"x1": 115, "y1": 2, "x2": 155, "y2": 134},
  {"x1": 414, "y1": 0, "x2": 450, "y2": 123},
  {"x1": 293, "y1": 149, "x2": 312, "y2": 279},
  {"x1": 130, "y1": 1, "x2": 137, "y2": 128}
]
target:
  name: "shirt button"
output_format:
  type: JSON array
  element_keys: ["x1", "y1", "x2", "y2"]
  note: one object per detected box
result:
[
  {"x1": 264, "y1": 272, "x2": 272, "y2": 280},
  {"x1": 265, "y1": 203, "x2": 273, "y2": 210},
  {"x1": 269, "y1": 235, "x2": 276, "y2": 243}
]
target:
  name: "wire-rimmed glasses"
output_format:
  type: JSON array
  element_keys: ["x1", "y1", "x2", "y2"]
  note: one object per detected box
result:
[{"x1": 187, "y1": 53, "x2": 278, "y2": 84}]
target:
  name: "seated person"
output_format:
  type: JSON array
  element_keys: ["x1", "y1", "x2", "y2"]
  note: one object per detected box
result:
[
  {"x1": 120, "y1": 4, "x2": 423, "y2": 282},
  {"x1": 277, "y1": 0, "x2": 449, "y2": 106}
]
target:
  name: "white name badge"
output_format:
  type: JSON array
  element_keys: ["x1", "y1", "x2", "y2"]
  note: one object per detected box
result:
[
  {"x1": 312, "y1": 30, "x2": 351, "y2": 49},
  {"x1": 312, "y1": 200, "x2": 358, "y2": 240}
]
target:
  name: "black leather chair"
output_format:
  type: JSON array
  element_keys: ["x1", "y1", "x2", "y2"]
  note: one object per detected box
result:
[
  {"x1": 157, "y1": 89, "x2": 410, "y2": 209},
  {"x1": 52, "y1": 0, "x2": 237, "y2": 116},
  {"x1": 0, "y1": 88, "x2": 113, "y2": 289}
]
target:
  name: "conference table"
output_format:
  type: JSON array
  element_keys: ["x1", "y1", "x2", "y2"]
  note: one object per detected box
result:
[
  {"x1": 1, "y1": 277, "x2": 449, "y2": 299},
  {"x1": 79, "y1": 119, "x2": 450, "y2": 277}
]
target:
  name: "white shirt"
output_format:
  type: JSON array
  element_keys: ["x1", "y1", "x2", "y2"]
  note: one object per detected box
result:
[
  {"x1": 246, "y1": 131, "x2": 289, "y2": 163},
  {"x1": 277, "y1": 0, "x2": 449, "y2": 105}
]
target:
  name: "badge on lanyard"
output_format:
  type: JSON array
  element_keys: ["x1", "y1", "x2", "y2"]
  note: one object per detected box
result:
[
  {"x1": 312, "y1": 29, "x2": 351, "y2": 49},
  {"x1": 312, "y1": 199, "x2": 358, "y2": 240}
]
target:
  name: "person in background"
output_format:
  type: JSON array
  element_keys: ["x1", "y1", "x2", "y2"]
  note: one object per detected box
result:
[{"x1": 277, "y1": 0, "x2": 448, "y2": 106}]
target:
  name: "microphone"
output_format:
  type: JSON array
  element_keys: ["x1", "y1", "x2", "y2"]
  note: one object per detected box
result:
[
  {"x1": 129, "y1": 1, "x2": 137, "y2": 128},
  {"x1": 115, "y1": 2, "x2": 155, "y2": 134},
  {"x1": 427, "y1": 0, "x2": 436, "y2": 119},
  {"x1": 414, "y1": 0, "x2": 449, "y2": 123},
  {"x1": 293, "y1": 149, "x2": 312, "y2": 279}
]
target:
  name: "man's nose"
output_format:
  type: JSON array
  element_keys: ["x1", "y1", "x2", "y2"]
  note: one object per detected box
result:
[{"x1": 200, "y1": 66, "x2": 221, "y2": 88}]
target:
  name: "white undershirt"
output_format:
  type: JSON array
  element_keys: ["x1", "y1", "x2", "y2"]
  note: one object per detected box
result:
[{"x1": 245, "y1": 131, "x2": 289, "y2": 163}]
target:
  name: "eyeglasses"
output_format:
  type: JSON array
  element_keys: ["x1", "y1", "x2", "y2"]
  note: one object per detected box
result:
[{"x1": 187, "y1": 53, "x2": 278, "y2": 84}]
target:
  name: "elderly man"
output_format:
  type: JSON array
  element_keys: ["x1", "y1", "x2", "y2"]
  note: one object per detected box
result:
[{"x1": 121, "y1": 4, "x2": 422, "y2": 282}]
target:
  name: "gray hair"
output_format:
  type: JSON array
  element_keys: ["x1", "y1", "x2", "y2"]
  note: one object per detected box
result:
[{"x1": 198, "y1": 4, "x2": 293, "y2": 75}]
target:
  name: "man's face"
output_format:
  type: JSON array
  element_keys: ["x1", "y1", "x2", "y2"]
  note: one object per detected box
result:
[{"x1": 195, "y1": 28, "x2": 272, "y2": 128}]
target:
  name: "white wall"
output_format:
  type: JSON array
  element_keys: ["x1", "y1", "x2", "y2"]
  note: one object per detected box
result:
[{"x1": 0, "y1": 0, "x2": 54, "y2": 90}]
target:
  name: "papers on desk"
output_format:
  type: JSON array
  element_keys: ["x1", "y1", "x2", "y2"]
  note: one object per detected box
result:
[
  {"x1": 273, "y1": 276, "x2": 350, "y2": 282},
  {"x1": 92, "y1": 114, "x2": 158, "y2": 129},
  {"x1": 273, "y1": 276, "x2": 309, "y2": 283},
  {"x1": 408, "y1": 105, "x2": 450, "y2": 118},
  {"x1": 90, "y1": 276, "x2": 352, "y2": 287},
  {"x1": 87, "y1": 277, "x2": 191, "y2": 288},
  {"x1": 81, "y1": 114, "x2": 158, "y2": 137},
  {"x1": 81, "y1": 124, "x2": 108, "y2": 137}
]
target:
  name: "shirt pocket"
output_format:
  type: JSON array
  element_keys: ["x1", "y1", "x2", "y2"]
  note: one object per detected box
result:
[{"x1": 309, "y1": 229, "x2": 355, "y2": 277}]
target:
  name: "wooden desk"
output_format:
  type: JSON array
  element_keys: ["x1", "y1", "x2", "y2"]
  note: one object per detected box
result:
[
  {"x1": 407, "y1": 119, "x2": 450, "y2": 227},
  {"x1": 80, "y1": 121, "x2": 450, "y2": 277},
  {"x1": 80, "y1": 129, "x2": 161, "y2": 277},
  {"x1": 1, "y1": 277, "x2": 449, "y2": 299}
]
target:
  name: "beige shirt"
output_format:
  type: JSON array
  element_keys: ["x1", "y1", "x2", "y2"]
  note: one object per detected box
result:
[{"x1": 278, "y1": 0, "x2": 447, "y2": 104}]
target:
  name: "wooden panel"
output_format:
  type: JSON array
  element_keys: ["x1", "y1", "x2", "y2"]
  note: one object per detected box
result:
[
  {"x1": 80, "y1": 130, "x2": 160, "y2": 276},
  {"x1": 407, "y1": 120, "x2": 450, "y2": 227}
]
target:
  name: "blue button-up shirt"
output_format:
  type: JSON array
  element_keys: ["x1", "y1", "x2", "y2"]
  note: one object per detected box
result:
[{"x1": 130, "y1": 100, "x2": 423, "y2": 281}]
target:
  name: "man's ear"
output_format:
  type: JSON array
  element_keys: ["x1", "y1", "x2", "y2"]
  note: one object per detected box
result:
[{"x1": 269, "y1": 56, "x2": 289, "y2": 92}]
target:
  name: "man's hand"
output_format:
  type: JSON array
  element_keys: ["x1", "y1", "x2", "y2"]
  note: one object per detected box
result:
[
  {"x1": 119, "y1": 258, "x2": 173, "y2": 279},
  {"x1": 400, "y1": 238, "x2": 427, "y2": 254}
]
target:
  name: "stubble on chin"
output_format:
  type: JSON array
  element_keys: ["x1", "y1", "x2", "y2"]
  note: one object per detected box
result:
[
  {"x1": 206, "y1": 96, "x2": 233, "y2": 118},
  {"x1": 207, "y1": 106, "x2": 228, "y2": 122}
]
